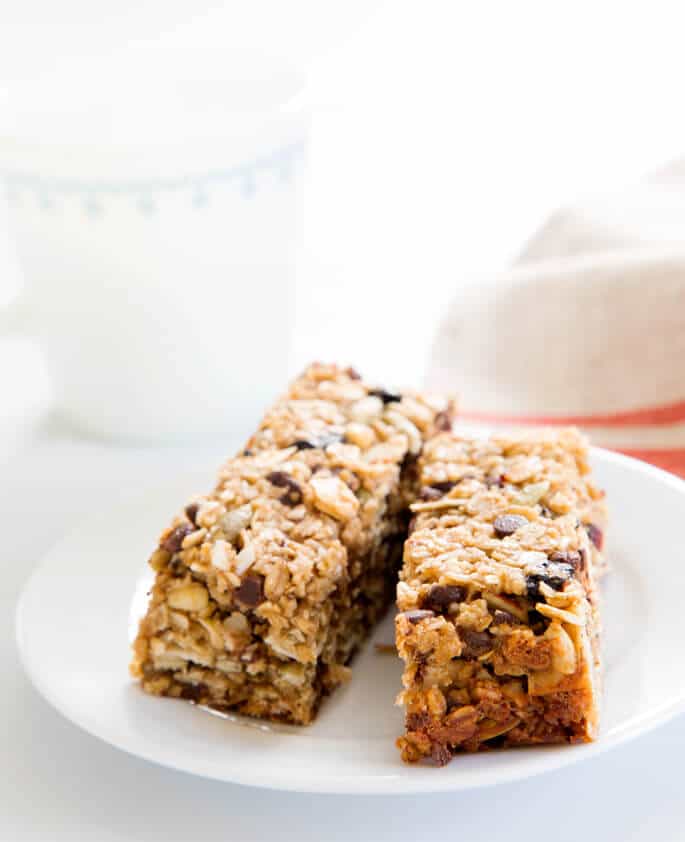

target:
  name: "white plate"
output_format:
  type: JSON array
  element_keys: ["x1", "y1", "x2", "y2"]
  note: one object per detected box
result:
[{"x1": 15, "y1": 449, "x2": 685, "y2": 794}]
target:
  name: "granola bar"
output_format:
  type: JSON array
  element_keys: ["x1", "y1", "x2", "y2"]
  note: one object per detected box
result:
[
  {"x1": 396, "y1": 428, "x2": 606, "y2": 765},
  {"x1": 131, "y1": 363, "x2": 453, "y2": 725}
]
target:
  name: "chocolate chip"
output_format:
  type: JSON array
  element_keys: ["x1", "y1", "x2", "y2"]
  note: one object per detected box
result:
[
  {"x1": 266, "y1": 471, "x2": 303, "y2": 506},
  {"x1": 184, "y1": 503, "x2": 199, "y2": 526},
  {"x1": 401, "y1": 450, "x2": 420, "y2": 471},
  {"x1": 585, "y1": 523, "x2": 604, "y2": 551},
  {"x1": 281, "y1": 486, "x2": 303, "y2": 506},
  {"x1": 242, "y1": 449, "x2": 253, "y2": 457},
  {"x1": 421, "y1": 585, "x2": 466, "y2": 613},
  {"x1": 160, "y1": 524, "x2": 194, "y2": 554},
  {"x1": 293, "y1": 439, "x2": 316, "y2": 450},
  {"x1": 369, "y1": 388, "x2": 402, "y2": 404},
  {"x1": 235, "y1": 574, "x2": 265, "y2": 608},
  {"x1": 430, "y1": 480, "x2": 457, "y2": 493},
  {"x1": 431, "y1": 742, "x2": 452, "y2": 766},
  {"x1": 401, "y1": 609, "x2": 435, "y2": 624},
  {"x1": 525, "y1": 559, "x2": 574, "y2": 600},
  {"x1": 491, "y1": 609, "x2": 520, "y2": 626},
  {"x1": 460, "y1": 629, "x2": 492, "y2": 659},
  {"x1": 266, "y1": 471, "x2": 291, "y2": 487},
  {"x1": 434, "y1": 410, "x2": 452, "y2": 432},
  {"x1": 179, "y1": 683, "x2": 205, "y2": 702},
  {"x1": 527, "y1": 609, "x2": 547, "y2": 631},
  {"x1": 493, "y1": 514, "x2": 528, "y2": 538},
  {"x1": 292, "y1": 432, "x2": 341, "y2": 451}
]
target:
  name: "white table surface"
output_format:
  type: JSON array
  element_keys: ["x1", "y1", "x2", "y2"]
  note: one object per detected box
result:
[{"x1": 2, "y1": 411, "x2": 685, "y2": 842}]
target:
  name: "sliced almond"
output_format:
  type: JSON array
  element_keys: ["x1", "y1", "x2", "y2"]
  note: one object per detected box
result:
[
  {"x1": 310, "y1": 476, "x2": 360, "y2": 521},
  {"x1": 168, "y1": 583, "x2": 209, "y2": 612}
]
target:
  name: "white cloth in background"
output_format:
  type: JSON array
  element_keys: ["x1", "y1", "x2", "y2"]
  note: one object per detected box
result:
[{"x1": 427, "y1": 161, "x2": 685, "y2": 476}]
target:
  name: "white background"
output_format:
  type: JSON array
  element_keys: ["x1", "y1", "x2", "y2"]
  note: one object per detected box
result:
[{"x1": 2, "y1": 2, "x2": 685, "y2": 839}]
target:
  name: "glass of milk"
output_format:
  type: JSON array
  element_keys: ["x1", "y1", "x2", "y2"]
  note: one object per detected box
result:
[{"x1": 0, "y1": 47, "x2": 307, "y2": 442}]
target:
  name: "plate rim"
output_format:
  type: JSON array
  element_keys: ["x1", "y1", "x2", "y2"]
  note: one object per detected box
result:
[{"x1": 15, "y1": 446, "x2": 685, "y2": 794}]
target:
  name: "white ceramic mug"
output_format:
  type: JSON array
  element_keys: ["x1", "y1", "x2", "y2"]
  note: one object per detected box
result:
[{"x1": 0, "y1": 48, "x2": 308, "y2": 442}]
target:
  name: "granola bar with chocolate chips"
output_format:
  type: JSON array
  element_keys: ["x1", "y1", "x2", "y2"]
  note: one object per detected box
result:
[
  {"x1": 395, "y1": 428, "x2": 606, "y2": 765},
  {"x1": 131, "y1": 363, "x2": 454, "y2": 725}
]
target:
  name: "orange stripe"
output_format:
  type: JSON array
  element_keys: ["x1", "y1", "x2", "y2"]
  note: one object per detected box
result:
[
  {"x1": 614, "y1": 447, "x2": 685, "y2": 478},
  {"x1": 460, "y1": 399, "x2": 685, "y2": 428}
]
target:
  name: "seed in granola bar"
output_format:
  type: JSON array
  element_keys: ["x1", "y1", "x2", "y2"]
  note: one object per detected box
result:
[
  {"x1": 368, "y1": 388, "x2": 402, "y2": 404},
  {"x1": 266, "y1": 471, "x2": 303, "y2": 506},
  {"x1": 419, "y1": 486, "x2": 443, "y2": 501},
  {"x1": 345, "y1": 366, "x2": 362, "y2": 380},
  {"x1": 493, "y1": 514, "x2": 528, "y2": 538},
  {"x1": 242, "y1": 449, "x2": 253, "y2": 457},
  {"x1": 421, "y1": 584, "x2": 466, "y2": 613},
  {"x1": 400, "y1": 609, "x2": 435, "y2": 624},
  {"x1": 434, "y1": 410, "x2": 453, "y2": 432},
  {"x1": 184, "y1": 503, "x2": 199, "y2": 526},
  {"x1": 235, "y1": 574, "x2": 265, "y2": 608},
  {"x1": 460, "y1": 629, "x2": 493, "y2": 658},
  {"x1": 585, "y1": 522, "x2": 604, "y2": 550},
  {"x1": 485, "y1": 474, "x2": 505, "y2": 488},
  {"x1": 160, "y1": 523, "x2": 194, "y2": 554}
]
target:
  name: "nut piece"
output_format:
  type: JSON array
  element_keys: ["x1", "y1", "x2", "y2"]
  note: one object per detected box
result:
[
  {"x1": 168, "y1": 583, "x2": 209, "y2": 612},
  {"x1": 400, "y1": 609, "x2": 435, "y2": 624},
  {"x1": 515, "y1": 481, "x2": 550, "y2": 506},
  {"x1": 344, "y1": 422, "x2": 375, "y2": 449},
  {"x1": 385, "y1": 410, "x2": 422, "y2": 454},
  {"x1": 220, "y1": 505, "x2": 252, "y2": 542},
  {"x1": 350, "y1": 396, "x2": 384, "y2": 422},
  {"x1": 235, "y1": 542, "x2": 255, "y2": 575},
  {"x1": 310, "y1": 476, "x2": 360, "y2": 521},
  {"x1": 210, "y1": 539, "x2": 231, "y2": 571}
]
